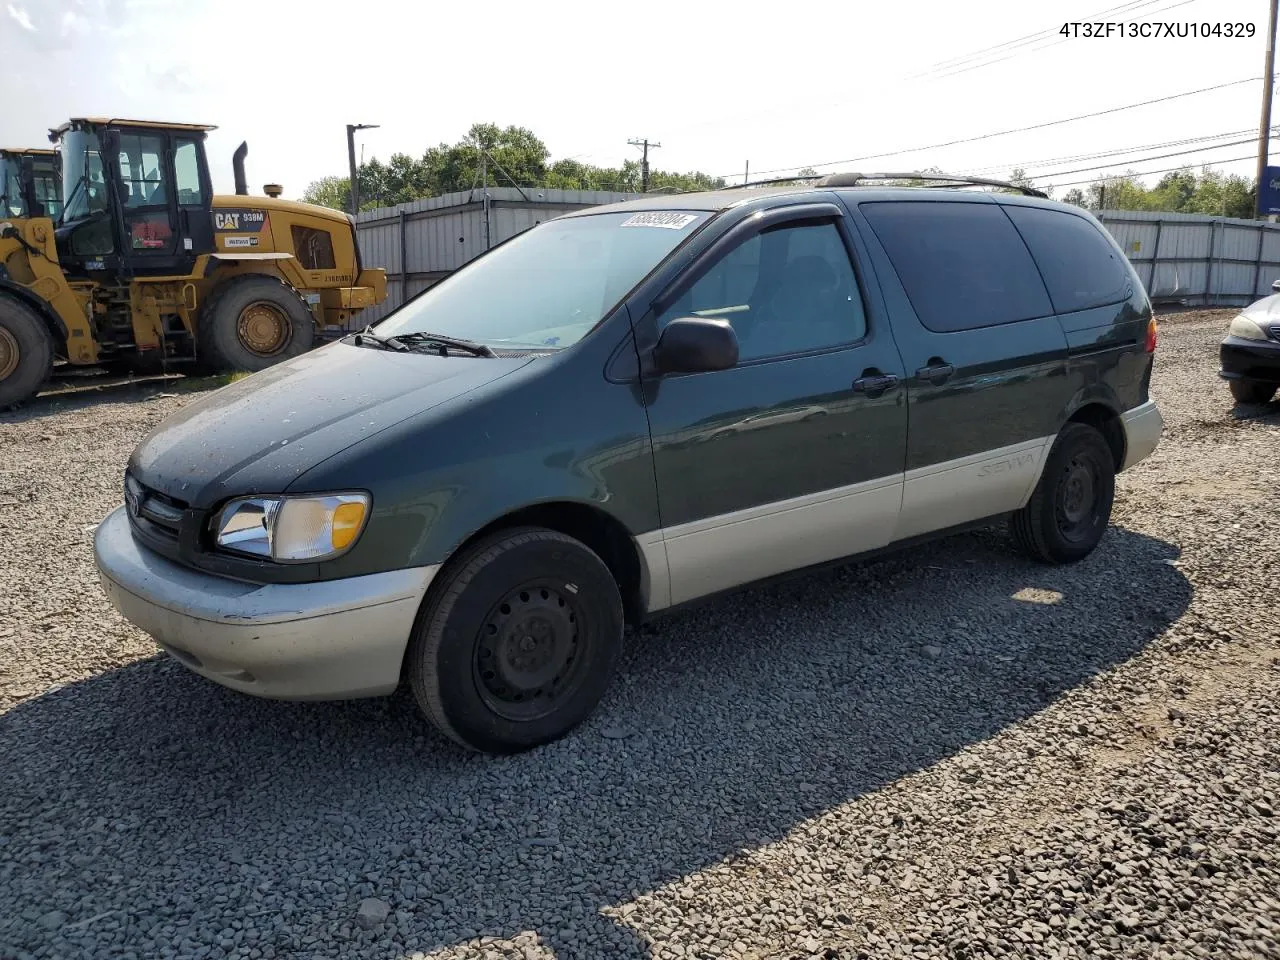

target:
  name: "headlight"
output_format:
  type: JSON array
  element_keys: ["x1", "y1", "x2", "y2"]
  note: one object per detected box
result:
[
  {"x1": 214, "y1": 493, "x2": 370, "y2": 562},
  {"x1": 1229, "y1": 315, "x2": 1269, "y2": 341}
]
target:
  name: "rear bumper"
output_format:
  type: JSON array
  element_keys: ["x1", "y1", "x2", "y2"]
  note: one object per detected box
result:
[
  {"x1": 93, "y1": 506, "x2": 437, "y2": 700},
  {"x1": 1220, "y1": 336, "x2": 1280, "y2": 383},
  {"x1": 1120, "y1": 399, "x2": 1164, "y2": 471}
]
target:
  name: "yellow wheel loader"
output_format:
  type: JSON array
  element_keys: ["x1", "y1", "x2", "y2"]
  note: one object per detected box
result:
[
  {"x1": 0, "y1": 118, "x2": 387, "y2": 408},
  {"x1": 1, "y1": 147, "x2": 61, "y2": 219}
]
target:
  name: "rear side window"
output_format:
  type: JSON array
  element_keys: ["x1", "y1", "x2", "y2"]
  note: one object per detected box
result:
[
  {"x1": 1003, "y1": 205, "x2": 1129, "y2": 314},
  {"x1": 860, "y1": 201, "x2": 1052, "y2": 332}
]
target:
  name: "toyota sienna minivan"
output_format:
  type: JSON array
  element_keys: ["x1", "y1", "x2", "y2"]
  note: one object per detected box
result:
[{"x1": 95, "y1": 173, "x2": 1164, "y2": 754}]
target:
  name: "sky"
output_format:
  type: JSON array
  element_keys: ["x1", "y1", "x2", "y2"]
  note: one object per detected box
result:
[{"x1": 0, "y1": 0, "x2": 1272, "y2": 200}]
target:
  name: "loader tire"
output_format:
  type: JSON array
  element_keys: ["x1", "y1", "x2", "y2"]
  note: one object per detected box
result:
[
  {"x1": 197, "y1": 275, "x2": 315, "y2": 374},
  {"x1": 0, "y1": 295, "x2": 54, "y2": 410}
]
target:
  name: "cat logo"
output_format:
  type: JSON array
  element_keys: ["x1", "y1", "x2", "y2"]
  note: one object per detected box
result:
[{"x1": 212, "y1": 209, "x2": 268, "y2": 233}]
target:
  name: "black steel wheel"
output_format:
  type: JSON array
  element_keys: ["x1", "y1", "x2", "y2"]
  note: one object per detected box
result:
[
  {"x1": 406, "y1": 526, "x2": 624, "y2": 754},
  {"x1": 1010, "y1": 422, "x2": 1116, "y2": 564},
  {"x1": 1229, "y1": 379, "x2": 1277, "y2": 406}
]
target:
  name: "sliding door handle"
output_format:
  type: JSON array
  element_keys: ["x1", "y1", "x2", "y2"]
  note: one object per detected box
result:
[{"x1": 916, "y1": 361, "x2": 955, "y2": 384}]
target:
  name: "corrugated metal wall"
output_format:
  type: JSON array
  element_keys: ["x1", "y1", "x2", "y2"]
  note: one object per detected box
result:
[
  {"x1": 351, "y1": 195, "x2": 1280, "y2": 328},
  {"x1": 1097, "y1": 209, "x2": 1280, "y2": 307},
  {"x1": 353, "y1": 188, "x2": 641, "y2": 325}
]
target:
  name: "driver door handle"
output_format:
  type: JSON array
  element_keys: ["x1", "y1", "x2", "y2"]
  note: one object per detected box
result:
[{"x1": 852, "y1": 373, "x2": 900, "y2": 398}]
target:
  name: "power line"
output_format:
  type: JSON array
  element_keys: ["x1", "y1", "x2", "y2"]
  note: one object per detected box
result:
[
  {"x1": 958, "y1": 128, "x2": 1256, "y2": 175},
  {"x1": 1047, "y1": 153, "x2": 1259, "y2": 189},
  {"x1": 721, "y1": 76, "x2": 1261, "y2": 181},
  {"x1": 907, "y1": 0, "x2": 1164, "y2": 81},
  {"x1": 968, "y1": 135, "x2": 1270, "y2": 183}
]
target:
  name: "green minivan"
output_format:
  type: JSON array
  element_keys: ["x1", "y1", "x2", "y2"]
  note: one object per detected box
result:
[{"x1": 94, "y1": 176, "x2": 1164, "y2": 753}]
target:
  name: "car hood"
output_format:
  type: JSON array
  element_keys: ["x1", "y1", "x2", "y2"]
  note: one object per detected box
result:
[
  {"x1": 1239, "y1": 293, "x2": 1280, "y2": 324},
  {"x1": 128, "y1": 341, "x2": 532, "y2": 508}
]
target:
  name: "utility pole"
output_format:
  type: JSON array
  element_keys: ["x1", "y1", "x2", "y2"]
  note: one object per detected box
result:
[
  {"x1": 481, "y1": 151, "x2": 491, "y2": 251},
  {"x1": 1257, "y1": 0, "x2": 1278, "y2": 217},
  {"x1": 346, "y1": 123, "x2": 379, "y2": 216},
  {"x1": 744, "y1": 160, "x2": 749, "y2": 185},
  {"x1": 628, "y1": 138, "x2": 661, "y2": 192}
]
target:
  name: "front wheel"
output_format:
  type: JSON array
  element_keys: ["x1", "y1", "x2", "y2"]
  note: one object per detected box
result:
[
  {"x1": 0, "y1": 295, "x2": 54, "y2": 410},
  {"x1": 406, "y1": 527, "x2": 625, "y2": 754},
  {"x1": 197, "y1": 275, "x2": 315, "y2": 373},
  {"x1": 1010, "y1": 422, "x2": 1116, "y2": 565},
  {"x1": 1229, "y1": 379, "x2": 1278, "y2": 405}
]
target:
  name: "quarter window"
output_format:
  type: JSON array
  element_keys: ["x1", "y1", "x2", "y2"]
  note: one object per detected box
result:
[
  {"x1": 1003, "y1": 205, "x2": 1129, "y2": 314},
  {"x1": 657, "y1": 221, "x2": 868, "y2": 362},
  {"x1": 860, "y1": 201, "x2": 1052, "y2": 332}
]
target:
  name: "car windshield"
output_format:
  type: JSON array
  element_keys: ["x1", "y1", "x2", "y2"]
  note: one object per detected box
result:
[{"x1": 373, "y1": 209, "x2": 711, "y2": 350}]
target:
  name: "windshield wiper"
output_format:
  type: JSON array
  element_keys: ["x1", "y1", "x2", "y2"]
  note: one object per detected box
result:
[
  {"x1": 56, "y1": 174, "x2": 87, "y2": 226},
  {"x1": 385, "y1": 331, "x2": 497, "y2": 358},
  {"x1": 351, "y1": 325, "x2": 408, "y2": 351}
]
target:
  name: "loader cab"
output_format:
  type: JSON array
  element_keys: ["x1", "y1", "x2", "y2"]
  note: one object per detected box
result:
[
  {"x1": 0, "y1": 149, "x2": 61, "y2": 219},
  {"x1": 51, "y1": 118, "x2": 216, "y2": 276}
]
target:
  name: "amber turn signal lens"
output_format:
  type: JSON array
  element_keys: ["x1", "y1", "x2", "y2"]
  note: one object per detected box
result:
[
  {"x1": 330, "y1": 501, "x2": 367, "y2": 550},
  {"x1": 1144, "y1": 316, "x2": 1158, "y2": 353}
]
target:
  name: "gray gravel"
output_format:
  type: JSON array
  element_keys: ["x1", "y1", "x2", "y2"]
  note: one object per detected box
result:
[{"x1": 2, "y1": 310, "x2": 1278, "y2": 960}]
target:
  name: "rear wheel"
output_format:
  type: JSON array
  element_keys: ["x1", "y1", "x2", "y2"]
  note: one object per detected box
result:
[
  {"x1": 0, "y1": 296, "x2": 53, "y2": 410},
  {"x1": 197, "y1": 275, "x2": 314, "y2": 373},
  {"x1": 406, "y1": 527, "x2": 625, "y2": 754},
  {"x1": 1010, "y1": 422, "x2": 1116, "y2": 564},
  {"x1": 1229, "y1": 379, "x2": 1277, "y2": 405}
]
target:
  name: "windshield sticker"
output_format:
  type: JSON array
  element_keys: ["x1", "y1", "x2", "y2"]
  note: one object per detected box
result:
[{"x1": 620, "y1": 212, "x2": 698, "y2": 230}]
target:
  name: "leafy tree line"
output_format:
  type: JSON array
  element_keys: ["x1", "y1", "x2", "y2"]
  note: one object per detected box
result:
[
  {"x1": 1006, "y1": 166, "x2": 1256, "y2": 219},
  {"x1": 302, "y1": 123, "x2": 726, "y2": 211}
]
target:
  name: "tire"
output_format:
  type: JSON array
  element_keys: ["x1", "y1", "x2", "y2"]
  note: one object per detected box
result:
[
  {"x1": 197, "y1": 275, "x2": 314, "y2": 373},
  {"x1": 1229, "y1": 379, "x2": 1277, "y2": 405},
  {"x1": 406, "y1": 526, "x2": 625, "y2": 754},
  {"x1": 1010, "y1": 422, "x2": 1116, "y2": 565},
  {"x1": 0, "y1": 295, "x2": 54, "y2": 410}
]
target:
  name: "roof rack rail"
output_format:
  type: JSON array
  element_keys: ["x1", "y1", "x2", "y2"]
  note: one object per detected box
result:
[
  {"x1": 722, "y1": 171, "x2": 1047, "y2": 199},
  {"x1": 812, "y1": 171, "x2": 1048, "y2": 198}
]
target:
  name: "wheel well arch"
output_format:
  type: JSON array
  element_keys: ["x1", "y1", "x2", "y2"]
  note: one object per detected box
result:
[
  {"x1": 1065, "y1": 402, "x2": 1125, "y2": 471},
  {"x1": 443, "y1": 501, "x2": 648, "y2": 627},
  {"x1": 0, "y1": 282, "x2": 66, "y2": 352}
]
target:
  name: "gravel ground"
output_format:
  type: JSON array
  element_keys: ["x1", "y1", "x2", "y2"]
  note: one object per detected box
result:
[{"x1": 1, "y1": 310, "x2": 1277, "y2": 960}]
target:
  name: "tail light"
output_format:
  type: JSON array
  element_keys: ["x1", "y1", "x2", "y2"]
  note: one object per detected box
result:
[{"x1": 1144, "y1": 316, "x2": 1158, "y2": 353}]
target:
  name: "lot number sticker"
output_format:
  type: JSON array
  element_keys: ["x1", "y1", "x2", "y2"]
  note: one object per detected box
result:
[{"x1": 620, "y1": 212, "x2": 698, "y2": 229}]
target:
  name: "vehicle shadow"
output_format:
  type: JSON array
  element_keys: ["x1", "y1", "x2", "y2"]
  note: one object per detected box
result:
[{"x1": 0, "y1": 525, "x2": 1192, "y2": 959}]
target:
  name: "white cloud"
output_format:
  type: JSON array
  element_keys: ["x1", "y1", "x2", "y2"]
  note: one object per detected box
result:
[
  {"x1": 7, "y1": 3, "x2": 35, "y2": 30},
  {"x1": 60, "y1": 9, "x2": 88, "y2": 34}
]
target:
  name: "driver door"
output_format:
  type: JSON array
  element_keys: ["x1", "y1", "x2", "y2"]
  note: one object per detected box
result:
[{"x1": 639, "y1": 206, "x2": 909, "y2": 605}]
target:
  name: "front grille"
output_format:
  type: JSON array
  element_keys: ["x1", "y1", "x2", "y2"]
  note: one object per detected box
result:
[
  {"x1": 124, "y1": 473, "x2": 188, "y2": 542},
  {"x1": 1268, "y1": 324, "x2": 1280, "y2": 341}
]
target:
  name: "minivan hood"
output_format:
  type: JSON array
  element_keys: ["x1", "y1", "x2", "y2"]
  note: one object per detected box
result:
[{"x1": 129, "y1": 341, "x2": 531, "y2": 507}]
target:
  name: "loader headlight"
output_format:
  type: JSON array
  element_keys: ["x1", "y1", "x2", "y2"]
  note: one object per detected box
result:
[
  {"x1": 1228, "y1": 315, "x2": 1269, "y2": 341},
  {"x1": 214, "y1": 493, "x2": 370, "y2": 562}
]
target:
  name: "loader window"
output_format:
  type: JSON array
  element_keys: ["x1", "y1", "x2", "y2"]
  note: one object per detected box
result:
[
  {"x1": 292, "y1": 225, "x2": 337, "y2": 270},
  {"x1": 117, "y1": 134, "x2": 167, "y2": 208},
  {"x1": 60, "y1": 130, "x2": 109, "y2": 221},
  {"x1": 174, "y1": 140, "x2": 204, "y2": 206}
]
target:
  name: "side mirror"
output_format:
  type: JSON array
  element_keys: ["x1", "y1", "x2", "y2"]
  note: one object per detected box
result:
[
  {"x1": 1271, "y1": 279, "x2": 1280, "y2": 293},
  {"x1": 653, "y1": 317, "x2": 739, "y2": 374}
]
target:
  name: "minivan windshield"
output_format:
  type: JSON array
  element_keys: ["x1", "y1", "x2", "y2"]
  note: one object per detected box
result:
[{"x1": 373, "y1": 210, "x2": 711, "y2": 350}]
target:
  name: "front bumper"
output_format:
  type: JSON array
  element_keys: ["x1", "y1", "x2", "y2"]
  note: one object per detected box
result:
[
  {"x1": 1120, "y1": 399, "x2": 1164, "y2": 471},
  {"x1": 1219, "y1": 335, "x2": 1280, "y2": 383},
  {"x1": 93, "y1": 506, "x2": 438, "y2": 700}
]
